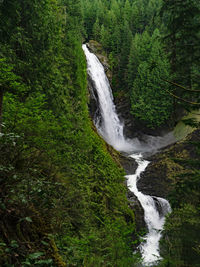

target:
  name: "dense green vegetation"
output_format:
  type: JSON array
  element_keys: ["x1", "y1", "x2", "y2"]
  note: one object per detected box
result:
[
  {"x1": 0, "y1": 0, "x2": 137, "y2": 266},
  {"x1": 158, "y1": 129, "x2": 200, "y2": 267},
  {"x1": 0, "y1": 0, "x2": 200, "y2": 266},
  {"x1": 81, "y1": 0, "x2": 172, "y2": 127},
  {"x1": 128, "y1": 29, "x2": 172, "y2": 127},
  {"x1": 81, "y1": 0, "x2": 200, "y2": 128}
]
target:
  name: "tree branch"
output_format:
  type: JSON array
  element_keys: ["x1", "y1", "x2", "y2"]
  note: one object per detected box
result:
[
  {"x1": 163, "y1": 88, "x2": 200, "y2": 105},
  {"x1": 162, "y1": 78, "x2": 200, "y2": 92}
]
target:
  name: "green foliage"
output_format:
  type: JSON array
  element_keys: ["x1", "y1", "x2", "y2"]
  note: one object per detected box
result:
[
  {"x1": 81, "y1": 0, "x2": 175, "y2": 129},
  {"x1": 0, "y1": 59, "x2": 20, "y2": 92},
  {"x1": 93, "y1": 18, "x2": 101, "y2": 40},
  {"x1": 129, "y1": 29, "x2": 173, "y2": 128},
  {"x1": 100, "y1": 25, "x2": 111, "y2": 51},
  {"x1": 0, "y1": 0, "x2": 138, "y2": 266},
  {"x1": 1, "y1": 0, "x2": 199, "y2": 265},
  {"x1": 161, "y1": 0, "x2": 200, "y2": 106},
  {"x1": 160, "y1": 138, "x2": 200, "y2": 266},
  {"x1": 59, "y1": 217, "x2": 138, "y2": 266},
  {"x1": 22, "y1": 252, "x2": 53, "y2": 266},
  {"x1": 82, "y1": 0, "x2": 163, "y2": 92}
]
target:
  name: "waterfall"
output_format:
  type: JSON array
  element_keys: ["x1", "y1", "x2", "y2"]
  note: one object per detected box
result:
[
  {"x1": 82, "y1": 44, "x2": 172, "y2": 266},
  {"x1": 126, "y1": 154, "x2": 171, "y2": 265},
  {"x1": 82, "y1": 44, "x2": 136, "y2": 152}
]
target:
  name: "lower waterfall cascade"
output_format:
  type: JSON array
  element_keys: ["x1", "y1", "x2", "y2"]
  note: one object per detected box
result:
[{"x1": 82, "y1": 44, "x2": 173, "y2": 266}]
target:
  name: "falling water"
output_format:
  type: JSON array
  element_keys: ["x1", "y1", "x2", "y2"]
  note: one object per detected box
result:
[
  {"x1": 126, "y1": 154, "x2": 171, "y2": 265},
  {"x1": 82, "y1": 44, "x2": 172, "y2": 266},
  {"x1": 82, "y1": 44, "x2": 135, "y2": 152}
]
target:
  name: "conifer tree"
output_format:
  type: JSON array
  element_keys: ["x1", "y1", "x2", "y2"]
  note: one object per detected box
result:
[
  {"x1": 93, "y1": 18, "x2": 101, "y2": 40},
  {"x1": 129, "y1": 29, "x2": 173, "y2": 128},
  {"x1": 161, "y1": 0, "x2": 200, "y2": 89},
  {"x1": 100, "y1": 25, "x2": 111, "y2": 50}
]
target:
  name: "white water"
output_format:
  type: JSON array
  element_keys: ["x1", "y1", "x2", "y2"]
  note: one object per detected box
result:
[
  {"x1": 82, "y1": 44, "x2": 172, "y2": 266},
  {"x1": 82, "y1": 44, "x2": 134, "y2": 152},
  {"x1": 126, "y1": 154, "x2": 171, "y2": 265}
]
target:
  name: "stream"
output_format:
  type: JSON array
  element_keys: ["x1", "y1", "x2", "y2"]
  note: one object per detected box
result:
[{"x1": 82, "y1": 44, "x2": 173, "y2": 266}]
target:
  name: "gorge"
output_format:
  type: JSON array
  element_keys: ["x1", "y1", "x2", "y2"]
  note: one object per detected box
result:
[
  {"x1": 82, "y1": 44, "x2": 173, "y2": 266},
  {"x1": 0, "y1": 1, "x2": 199, "y2": 265}
]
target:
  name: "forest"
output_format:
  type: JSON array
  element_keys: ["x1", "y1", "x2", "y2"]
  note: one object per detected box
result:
[{"x1": 0, "y1": 0, "x2": 199, "y2": 266}]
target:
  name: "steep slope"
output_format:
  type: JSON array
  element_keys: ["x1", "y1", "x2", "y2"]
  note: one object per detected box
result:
[{"x1": 0, "y1": 1, "x2": 138, "y2": 266}]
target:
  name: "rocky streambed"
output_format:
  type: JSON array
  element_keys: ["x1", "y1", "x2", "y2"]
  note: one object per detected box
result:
[{"x1": 119, "y1": 128, "x2": 200, "y2": 235}]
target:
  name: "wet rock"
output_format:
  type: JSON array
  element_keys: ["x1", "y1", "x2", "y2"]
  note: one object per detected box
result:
[
  {"x1": 137, "y1": 157, "x2": 174, "y2": 198},
  {"x1": 115, "y1": 96, "x2": 138, "y2": 139},
  {"x1": 119, "y1": 153, "x2": 138, "y2": 175},
  {"x1": 87, "y1": 76, "x2": 99, "y2": 119},
  {"x1": 119, "y1": 155, "x2": 146, "y2": 231},
  {"x1": 137, "y1": 129, "x2": 200, "y2": 198},
  {"x1": 127, "y1": 189, "x2": 146, "y2": 231}
]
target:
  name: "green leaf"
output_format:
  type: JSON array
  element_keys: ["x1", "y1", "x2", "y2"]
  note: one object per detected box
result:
[
  {"x1": 28, "y1": 252, "x2": 44, "y2": 260},
  {"x1": 10, "y1": 240, "x2": 19, "y2": 248},
  {"x1": 25, "y1": 217, "x2": 33, "y2": 223},
  {"x1": 35, "y1": 259, "x2": 53, "y2": 265},
  {"x1": 41, "y1": 241, "x2": 49, "y2": 246}
]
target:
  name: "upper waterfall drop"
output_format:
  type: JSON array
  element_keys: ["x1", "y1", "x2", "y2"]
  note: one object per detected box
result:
[
  {"x1": 82, "y1": 44, "x2": 135, "y2": 152},
  {"x1": 82, "y1": 45, "x2": 175, "y2": 154}
]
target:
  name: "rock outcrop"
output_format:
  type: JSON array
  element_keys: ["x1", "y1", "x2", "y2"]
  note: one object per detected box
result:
[{"x1": 137, "y1": 129, "x2": 200, "y2": 198}]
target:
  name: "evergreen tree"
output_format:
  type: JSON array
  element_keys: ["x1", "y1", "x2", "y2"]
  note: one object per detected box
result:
[
  {"x1": 81, "y1": 0, "x2": 96, "y2": 38},
  {"x1": 123, "y1": 0, "x2": 132, "y2": 23},
  {"x1": 0, "y1": 1, "x2": 138, "y2": 266},
  {"x1": 100, "y1": 25, "x2": 111, "y2": 50},
  {"x1": 161, "y1": 0, "x2": 200, "y2": 90},
  {"x1": 127, "y1": 39, "x2": 138, "y2": 91},
  {"x1": 92, "y1": 17, "x2": 101, "y2": 40},
  {"x1": 129, "y1": 29, "x2": 173, "y2": 128},
  {"x1": 118, "y1": 21, "x2": 133, "y2": 90},
  {"x1": 0, "y1": 59, "x2": 21, "y2": 130}
]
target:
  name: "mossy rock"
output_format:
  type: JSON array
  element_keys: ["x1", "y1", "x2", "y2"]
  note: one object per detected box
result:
[
  {"x1": 173, "y1": 110, "x2": 200, "y2": 141},
  {"x1": 137, "y1": 128, "x2": 200, "y2": 198}
]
